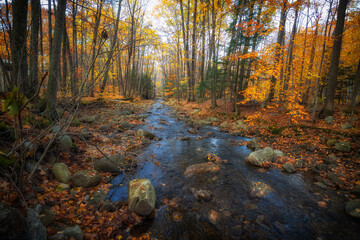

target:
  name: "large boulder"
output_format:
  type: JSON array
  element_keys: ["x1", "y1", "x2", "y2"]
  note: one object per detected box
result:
[
  {"x1": 334, "y1": 141, "x2": 351, "y2": 153},
  {"x1": 345, "y1": 199, "x2": 360, "y2": 219},
  {"x1": 52, "y1": 163, "x2": 71, "y2": 184},
  {"x1": 128, "y1": 179, "x2": 156, "y2": 216},
  {"x1": 60, "y1": 135, "x2": 73, "y2": 151},
  {"x1": 72, "y1": 170, "x2": 101, "y2": 188},
  {"x1": 94, "y1": 154, "x2": 129, "y2": 173},
  {"x1": 0, "y1": 202, "x2": 26, "y2": 239},
  {"x1": 184, "y1": 162, "x2": 220, "y2": 177},
  {"x1": 26, "y1": 205, "x2": 47, "y2": 240},
  {"x1": 245, "y1": 147, "x2": 275, "y2": 167}
]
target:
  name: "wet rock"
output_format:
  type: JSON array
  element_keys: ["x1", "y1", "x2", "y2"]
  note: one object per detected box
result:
[
  {"x1": 341, "y1": 123, "x2": 353, "y2": 129},
  {"x1": 314, "y1": 182, "x2": 327, "y2": 188},
  {"x1": 72, "y1": 170, "x2": 102, "y2": 188},
  {"x1": 59, "y1": 135, "x2": 73, "y2": 151},
  {"x1": 206, "y1": 153, "x2": 223, "y2": 164},
  {"x1": 191, "y1": 188, "x2": 212, "y2": 201},
  {"x1": 136, "y1": 129, "x2": 156, "y2": 139},
  {"x1": 0, "y1": 202, "x2": 26, "y2": 239},
  {"x1": 52, "y1": 163, "x2": 71, "y2": 184},
  {"x1": 63, "y1": 225, "x2": 83, "y2": 240},
  {"x1": 247, "y1": 139, "x2": 260, "y2": 151},
  {"x1": 129, "y1": 179, "x2": 156, "y2": 216},
  {"x1": 282, "y1": 162, "x2": 296, "y2": 173},
  {"x1": 324, "y1": 116, "x2": 334, "y2": 124},
  {"x1": 326, "y1": 139, "x2": 338, "y2": 147},
  {"x1": 345, "y1": 199, "x2": 360, "y2": 219},
  {"x1": 249, "y1": 182, "x2": 272, "y2": 198},
  {"x1": 274, "y1": 150, "x2": 285, "y2": 158},
  {"x1": 119, "y1": 121, "x2": 133, "y2": 130},
  {"x1": 40, "y1": 208, "x2": 55, "y2": 227},
  {"x1": 178, "y1": 137, "x2": 190, "y2": 141},
  {"x1": 168, "y1": 198, "x2": 180, "y2": 208},
  {"x1": 199, "y1": 120, "x2": 211, "y2": 126},
  {"x1": 94, "y1": 154, "x2": 127, "y2": 173},
  {"x1": 172, "y1": 211, "x2": 183, "y2": 222},
  {"x1": 294, "y1": 159, "x2": 305, "y2": 168},
  {"x1": 334, "y1": 141, "x2": 351, "y2": 153},
  {"x1": 89, "y1": 190, "x2": 107, "y2": 210},
  {"x1": 184, "y1": 162, "x2": 220, "y2": 177},
  {"x1": 187, "y1": 128, "x2": 198, "y2": 134},
  {"x1": 208, "y1": 210, "x2": 220, "y2": 224},
  {"x1": 245, "y1": 147, "x2": 274, "y2": 167},
  {"x1": 56, "y1": 183, "x2": 70, "y2": 192},
  {"x1": 81, "y1": 115, "x2": 97, "y2": 123},
  {"x1": 26, "y1": 205, "x2": 47, "y2": 240}
]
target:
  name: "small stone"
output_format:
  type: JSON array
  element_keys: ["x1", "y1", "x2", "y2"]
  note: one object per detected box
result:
[
  {"x1": 119, "y1": 121, "x2": 133, "y2": 130},
  {"x1": 274, "y1": 150, "x2": 285, "y2": 157},
  {"x1": 59, "y1": 135, "x2": 73, "y2": 151},
  {"x1": 341, "y1": 123, "x2": 353, "y2": 129},
  {"x1": 184, "y1": 162, "x2": 220, "y2": 177},
  {"x1": 56, "y1": 183, "x2": 70, "y2": 192},
  {"x1": 52, "y1": 163, "x2": 71, "y2": 184},
  {"x1": 247, "y1": 139, "x2": 260, "y2": 151},
  {"x1": 89, "y1": 190, "x2": 107, "y2": 210},
  {"x1": 40, "y1": 208, "x2": 55, "y2": 227},
  {"x1": 63, "y1": 225, "x2": 83, "y2": 240},
  {"x1": 249, "y1": 182, "x2": 272, "y2": 198},
  {"x1": 326, "y1": 139, "x2": 338, "y2": 147},
  {"x1": 245, "y1": 147, "x2": 274, "y2": 167},
  {"x1": 325, "y1": 155, "x2": 338, "y2": 164},
  {"x1": 282, "y1": 162, "x2": 296, "y2": 173},
  {"x1": 324, "y1": 116, "x2": 334, "y2": 124},
  {"x1": 334, "y1": 141, "x2": 351, "y2": 153},
  {"x1": 100, "y1": 200, "x2": 117, "y2": 212},
  {"x1": 72, "y1": 170, "x2": 102, "y2": 188},
  {"x1": 208, "y1": 210, "x2": 220, "y2": 224}
]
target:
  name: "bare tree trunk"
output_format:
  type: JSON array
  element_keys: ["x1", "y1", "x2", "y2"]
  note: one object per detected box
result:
[
  {"x1": 190, "y1": 0, "x2": 198, "y2": 101},
  {"x1": 100, "y1": 0, "x2": 122, "y2": 93},
  {"x1": 350, "y1": 59, "x2": 360, "y2": 122},
  {"x1": 44, "y1": 0, "x2": 67, "y2": 120},
  {"x1": 11, "y1": 0, "x2": 29, "y2": 95},
  {"x1": 71, "y1": 0, "x2": 78, "y2": 98},
  {"x1": 29, "y1": 0, "x2": 40, "y2": 97},
  {"x1": 267, "y1": 0, "x2": 287, "y2": 102},
  {"x1": 320, "y1": 0, "x2": 348, "y2": 117}
]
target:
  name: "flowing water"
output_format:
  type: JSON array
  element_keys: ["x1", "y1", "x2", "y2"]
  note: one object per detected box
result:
[{"x1": 108, "y1": 100, "x2": 360, "y2": 239}]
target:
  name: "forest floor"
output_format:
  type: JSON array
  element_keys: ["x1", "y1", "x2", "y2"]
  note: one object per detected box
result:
[{"x1": 0, "y1": 97, "x2": 359, "y2": 239}]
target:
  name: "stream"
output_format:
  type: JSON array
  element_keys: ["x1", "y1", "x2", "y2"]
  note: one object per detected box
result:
[{"x1": 108, "y1": 100, "x2": 360, "y2": 239}]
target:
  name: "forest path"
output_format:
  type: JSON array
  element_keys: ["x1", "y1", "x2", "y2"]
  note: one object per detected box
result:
[{"x1": 109, "y1": 100, "x2": 360, "y2": 239}]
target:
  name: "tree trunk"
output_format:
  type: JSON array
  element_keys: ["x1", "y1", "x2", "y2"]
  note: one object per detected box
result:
[
  {"x1": 350, "y1": 59, "x2": 360, "y2": 122},
  {"x1": 71, "y1": 0, "x2": 78, "y2": 98},
  {"x1": 44, "y1": 0, "x2": 67, "y2": 120},
  {"x1": 190, "y1": 0, "x2": 198, "y2": 101},
  {"x1": 29, "y1": 0, "x2": 40, "y2": 97},
  {"x1": 320, "y1": 0, "x2": 348, "y2": 117},
  {"x1": 100, "y1": 0, "x2": 122, "y2": 93},
  {"x1": 267, "y1": 0, "x2": 287, "y2": 102},
  {"x1": 11, "y1": 0, "x2": 29, "y2": 95}
]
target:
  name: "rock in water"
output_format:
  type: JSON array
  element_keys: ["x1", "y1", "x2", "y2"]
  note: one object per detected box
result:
[
  {"x1": 334, "y1": 141, "x2": 351, "y2": 153},
  {"x1": 345, "y1": 199, "x2": 360, "y2": 219},
  {"x1": 249, "y1": 182, "x2": 272, "y2": 198},
  {"x1": 245, "y1": 147, "x2": 274, "y2": 167},
  {"x1": 60, "y1": 135, "x2": 73, "y2": 151},
  {"x1": 128, "y1": 179, "x2": 156, "y2": 216},
  {"x1": 0, "y1": 202, "x2": 26, "y2": 239},
  {"x1": 247, "y1": 139, "x2": 260, "y2": 151},
  {"x1": 94, "y1": 154, "x2": 128, "y2": 173},
  {"x1": 282, "y1": 162, "x2": 296, "y2": 173},
  {"x1": 52, "y1": 163, "x2": 71, "y2": 183},
  {"x1": 184, "y1": 162, "x2": 220, "y2": 177},
  {"x1": 26, "y1": 205, "x2": 47, "y2": 240},
  {"x1": 72, "y1": 170, "x2": 102, "y2": 188}
]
